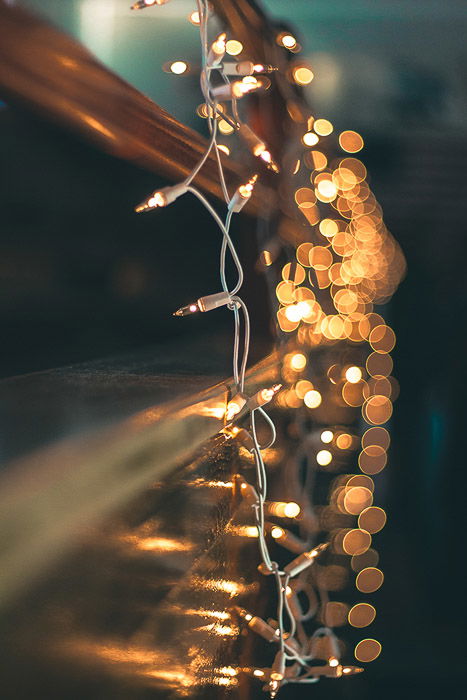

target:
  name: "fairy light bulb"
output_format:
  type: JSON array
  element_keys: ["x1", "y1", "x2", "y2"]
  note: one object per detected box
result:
[
  {"x1": 283, "y1": 542, "x2": 328, "y2": 577},
  {"x1": 208, "y1": 32, "x2": 227, "y2": 66},
  {"x1": 222, "y1": 426, "x2": 255, "y2": 450},
  {"x1": 239, "y1": 480, "x2": 260, "y2": 506},
  {"x1": 135, "y1": 183, "x2": 187, "y2": 213},
  {"x1": 131, "y1": 0, "x2": 169, "y2": 9},
  {"x1": 276, "y1": 32, "x2": 297, "y2": 50},
  {"x1": 268, "y1": 524, "x2": 308, "y2": 553},
  {"x1": 222, "y1": 61, "x2": 277, "y2": 76},
  {"x1": 329, "y1": 657, "x2": 339, "y2": 667},
  {"x1": 248, "y1": 383, "x2": 282, "y2": 410},
  {"x1": 226, "y1": 392, "x2": 248, "y2": 420},
  {"x1": 211, "y1": 77, "x2": 263, "y2": 100},
  {"x1": 174, "y1": 291, "x2": 233, "y2": 317},
  {"x1": 229, "y1": 175, "x2": 258, "y2": 212},
  {"x1": 238, "y1": 124, "x2": 280, "y2": 173},
  {"x1": 270, "y1": 650, "x2": 286, "y2": 681}
]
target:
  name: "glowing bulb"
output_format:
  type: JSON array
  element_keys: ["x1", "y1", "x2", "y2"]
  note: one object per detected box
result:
[
  {"x1": 226, "y1": 39, "x2": 243, "y2": 56},
  {"x1": 304, "y1": 390, "x2": 322, "y2": 408},
  {"x1": 226, "y1": 393, "x2": 248, "y2": 421},
  {"x1": 208, "y1": 32, "x2": 227, "y2": 66},
  {"x1": 238, "y1": 174, "x2": 258, "y2": 199},
  {"x1": 277, "y1": 33, "x2": 297, "y2": 50},
  {"x1": 253, "y1": 669, "x2": 265, "y2": 677},
  {"x1": 317, "y1": 180, "x2": 338, "y2": 199},
  {"x1": 285, "y1": 305, "x2": 302, "y2": 322},
  {"x1": 283, "y1": 502, "x2": 301, "y2": 518},
  {"x1": 302, "y1": 131, "x2": 319, "y2": 147},
  {"x1": 147, "y1": 192, "x2": 167, "y2": 208},
  {"x1": 188, "y1": 10, "x2": 200, "y2": 25},
  {"x1": 321, "y1": 430, "x2": 333, "y2": 443},
  {"x1": 329, "y1": 657, "x2": 339, "y2": 667},
  {"x1": 290, "y1": 352, "x2": 307, "y2": 370},
  {"x1": 248, "y1": 384, "x2": 282, "y2": 410},
  {"x1": 317, "y1": 449, "x2": 332, "y2": 466},
  {"x1": 169, "y1": 61, "x2": 188, "y2": 74},
  {"x1": 271, "y1": 526, "x2": 284, "y2": 539},
  {"x1": 217, "y1": 144, "x2": 230, "y2": 155},
  {"x1": 131, "y1": 0, "x2": 168, "y2": 8},
  {"x1": 292, "y1": 66, "x2": 314, "y2": 85},
  {"x1": 345, "y1": 366, "x2": 362, "y2": 383},
  {"x1": 313, "y1": 118, "x2": 333, "y2": 136}
]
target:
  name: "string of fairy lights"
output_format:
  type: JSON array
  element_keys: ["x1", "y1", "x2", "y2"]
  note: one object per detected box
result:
[{"x1": 131, "y1": 0, "x2": 404, "y2": 695}]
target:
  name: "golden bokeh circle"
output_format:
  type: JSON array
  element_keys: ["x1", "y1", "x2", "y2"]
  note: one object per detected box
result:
[
  {"x1": 356, "y1": 567, "x2": 384, "y2": 593},
  {"x1": 348, "y1": 603, "x2": 376, "y2": 628},
  {"x1": 354, "y1": 638, "x2": 381, "y2": 662}
]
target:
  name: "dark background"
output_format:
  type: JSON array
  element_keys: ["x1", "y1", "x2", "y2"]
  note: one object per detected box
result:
[{"x1": 1, "y1": 0, "x2": 466, "y2": 697}]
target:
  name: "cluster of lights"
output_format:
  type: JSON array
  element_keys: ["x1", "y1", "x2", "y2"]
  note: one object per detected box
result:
[{"x1": 129, "y1": 0, "x2": 403, "y2": 694}]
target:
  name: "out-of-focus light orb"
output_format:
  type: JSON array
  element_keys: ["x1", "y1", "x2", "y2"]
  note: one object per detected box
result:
[
  {"x1": 356, "y1": 567, "x2": 384, "y2": 593},
  {"x1": 339, "y1": 130, "x2": 364, "y2": 153},
  {"x1": 278, "y1": 33, "x2": 297, "y2": 50},
  {"x1": 285, "y1": 305, "x2": 303, "y2": 323},
  {"x1": 217, "y1": 144, "x2": 230, "y2": 155},
  {"x1": 354, "y1": 638, "x2": 382, "y2": 663},
  {"x1": 218, "y1": 119, "x2": 235, "y2": 134},
  {"x1": 317, "y1": 449, "x2": 332, "y2": 466},
  {"x1": 345, "y1": 366, "x2": 362, "y2": 384},
  {"x1": 342, "y1": 528, "x2": 372, "y2": 556},
  {"x1": 226, "y1": 39, "x2": 243, "y2": 56},
  {"x1": 292, "y1": 65, "x2": 314, "y2": 85},
  {"x1": 316, "y1": 179, "x2": 338, "y2": 199},
  {"x1": 271, "y1": 526, "x2": 284, "y2": 539},
  {"x1": 284, "y1": 502, "x2": 301, "y2": 518},
  {"x1": 303, "y1": 131, "x2": 319, "y2": 147},
  {"x1": 289, "y1": 352, "x2": 307, "y2": 370},
  {"x1": 169, "y1": 61, "x2": 188, "y2": 74},
  {"x1": 336, "y1": 433, "x2": 352, "y2": 449},
  {"x1": 348, "y1": 603, "x2": 376, "y2": 628},
  {"x1": 314, "y1": 118, "x2": 333, "y2": 136},
  {"x1": 358, "y1": 506, "x2": 387, "y2": 534},
  {"x1": 319, "y1": 218, "x2": 339, "y2": 237},
  {"x1": 304, "y1": 390, "x2": 322, "y2": 408},
  {"x1": 189, "y1": 10, "x2": 200, "y2": 25},
  {"x1": 321, "y1": 430, "x2": 334, "y2": 443}
]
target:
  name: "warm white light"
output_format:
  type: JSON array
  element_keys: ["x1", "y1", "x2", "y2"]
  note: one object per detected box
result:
[
  {"x1": 290, "y1": 352, "x2": 306, "y2": 370},
  {"x1": 321, "y1": 430, "x2": 334, "y2": 443},
  {"x1": 304, "y1": 390, "x2": 322, "y2": 408},
  {"x1": 226, "y1": 39, "x2": 243, "y2": 56},
  {"x1": 169, "y1": 61, "x2": 188, "y2": 74},
  {"x1": 317, "y1": 449, "x2": 332, "y2": 466},
  {"x1": 302, "y1": 131, "x2": 319, "y2": 147},
  {"x1": 271, "y1": 526, "x2": 284, "y2": 539},
  {"x1": 345, "y1": 366, "x2": 362, "y2": 383},
  {"x1": 283, "y1": 502, "x2": 301, "y2": 518}
]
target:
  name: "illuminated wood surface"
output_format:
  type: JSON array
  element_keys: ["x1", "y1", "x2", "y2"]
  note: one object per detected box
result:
[
  {"x1": 0, "y1": 338, "x2": 280, "y2": 609},
  {"x1": 0, "y1": 0, "x2": 274, "y2": 213}
]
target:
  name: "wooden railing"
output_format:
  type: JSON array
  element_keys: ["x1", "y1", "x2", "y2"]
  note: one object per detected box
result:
[{"x1": 0, "y1": 0, "x2": 277, "y2": 213}]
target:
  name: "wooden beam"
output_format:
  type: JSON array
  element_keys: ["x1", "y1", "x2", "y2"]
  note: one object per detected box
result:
[{"x1": 0, "y1": 1, "x2": 274, "y2": 212}]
